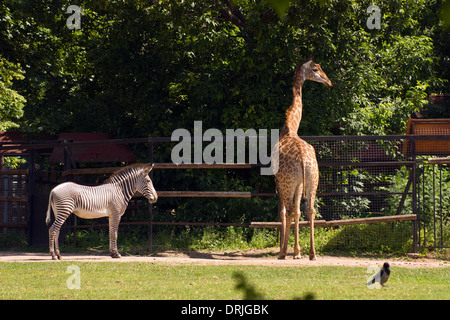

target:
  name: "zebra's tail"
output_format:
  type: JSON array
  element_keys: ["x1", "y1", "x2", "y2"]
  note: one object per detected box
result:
[{"x1": 45, "y1": 192, "x2": 54, "y2": 228}]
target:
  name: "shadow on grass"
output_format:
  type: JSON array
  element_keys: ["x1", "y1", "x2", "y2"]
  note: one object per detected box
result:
[{"x1": 233, "y1": 271, "x2": 316, "y2": 300}]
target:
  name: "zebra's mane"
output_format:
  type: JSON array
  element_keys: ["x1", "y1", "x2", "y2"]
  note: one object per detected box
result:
[{"x1": 103, "y1": 164, "x2": 149, "y2": 184}]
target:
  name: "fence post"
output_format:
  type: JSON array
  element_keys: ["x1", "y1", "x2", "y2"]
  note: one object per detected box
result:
[
  {"x1": 411, "y1": 137, "x2": 418, "y2": 253},
  {"x1": 148, "y1": 140, "x2": 154, "y2": 254},
  {"x1": 63, "y1": 141, "x2": 77, "y2": 247},
  {"x1": 27, "y1": 148, "x2": 36, "y2": 246}
]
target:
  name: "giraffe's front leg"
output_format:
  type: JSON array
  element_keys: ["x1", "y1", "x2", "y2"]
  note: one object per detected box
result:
[
  {"x1": 309, "y1": 209, "x2": 316, "y2": 261},
  {"x1": 109, "y1": 215, "x2": 122, "y2": 258},
  {"x1": 278, "y1": 206, "x2": 288, "y2": 260},
  {"x1": 293, "y1": 214, "x2": 301, "y2": 259}
]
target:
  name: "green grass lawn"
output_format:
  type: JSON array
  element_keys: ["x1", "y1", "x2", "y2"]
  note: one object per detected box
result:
[{"x1": 0, "y1": 262, "x2": 448, "y2": 300}]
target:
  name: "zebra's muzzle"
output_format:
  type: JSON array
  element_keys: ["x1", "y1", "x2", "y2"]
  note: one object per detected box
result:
[{"x1": 147, "y1": 193, "x2": 158, "y2": 203}]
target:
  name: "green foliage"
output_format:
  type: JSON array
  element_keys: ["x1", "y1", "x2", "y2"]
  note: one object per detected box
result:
[
  {"x1": 321, "y1": 223, "x2": 414, "y2": 254},
  {"x1": 0, "y1": 231, "x2": 27, "y2": 248},
  {"x1": 383, "y1": 164, "x2": 450, "y2": 220},
  {"x1": 2, "y1": 156, "x2": 26, "y2": 169},
  {"x1": 67, "y1": 222, "x2": 415, "y2": 256},
  {"x1": 0, "y1": 55, "x2": 25, "y2": 130},
  {"x1": 152, "y1": 226, "x2": 277, "y2": 251},
  {"x1": 1, "y1": 0, "x2": 447, "y2": 137},
  {"x1": 382, "y1": 163, "x2": 450, "y2": 248}
]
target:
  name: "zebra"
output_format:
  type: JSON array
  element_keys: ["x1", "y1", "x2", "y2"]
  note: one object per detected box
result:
[{"x1": 46, "y1": 163, "x2": 157, "y2": 260}]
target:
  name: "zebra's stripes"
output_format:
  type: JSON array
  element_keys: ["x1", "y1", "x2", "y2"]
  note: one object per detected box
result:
[{"x1": 46, "y1": 164, "x2": 157, "y2": 260}]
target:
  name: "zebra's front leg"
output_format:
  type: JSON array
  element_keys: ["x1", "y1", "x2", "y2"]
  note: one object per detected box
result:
[{"x1": 108, "y1": 215, "x2": 122, "y2": 258}]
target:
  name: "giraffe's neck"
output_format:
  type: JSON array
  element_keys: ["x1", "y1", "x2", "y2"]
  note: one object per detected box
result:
[{"x1": 281, "y1": 76, "x2": 304, "y2": 137}]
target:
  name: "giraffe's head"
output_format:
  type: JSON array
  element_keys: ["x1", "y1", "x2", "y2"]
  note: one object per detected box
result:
[{"x1": 297, "y1": 59, "x2": 332, "y2": 87}]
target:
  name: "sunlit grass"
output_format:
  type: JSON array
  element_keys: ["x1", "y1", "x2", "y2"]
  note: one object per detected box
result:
[{"x1": 0, "y1": 262, "x2": 448, "y2": 300}]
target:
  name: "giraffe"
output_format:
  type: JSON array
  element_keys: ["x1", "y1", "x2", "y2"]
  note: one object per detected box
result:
[{"x1": 273, "y1": 59, "x2": 332, "y2": 260}]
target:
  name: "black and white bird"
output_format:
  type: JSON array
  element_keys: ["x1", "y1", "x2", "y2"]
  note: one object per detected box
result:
[{"x1": 368, "y1": 262, "x2": 390, "y2": 287}]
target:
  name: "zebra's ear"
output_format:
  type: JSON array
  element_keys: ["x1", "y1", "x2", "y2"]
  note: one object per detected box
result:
[{"x1": 144, "y1": 164, "x2": 154, "y2": 174}]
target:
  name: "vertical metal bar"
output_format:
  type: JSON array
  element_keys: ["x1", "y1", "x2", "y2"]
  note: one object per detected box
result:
[
  {"x1": 432, "y1": 163, "x2": 436, "y2": 248},
  {"x1": 148, "y1": 141, "x2": 154, "y2": 254},
  {"x1": 422, "y1": 163, "x2": 426, "y2": 247},
  {"x1": 27, "y1": 148, "x2": 36, "y2": 246},
  {"x1": 73, "y1": 216, "x2": 77, "y2": 247},
  {"x1": 439, "y1": 164, "x2": 443, "y2": 248},
  {"x1": 411, "y1": 137, "x2": 418, "y2": 252},
  {"x1": 417, "y1": 162, "x2": 421, "y2": 247},
  {"x1": 63, "y1": 141, "x2": 76, "y2": 247},
  {"x1": 412, "y1": 219, "x2": 418, "y2": 253}
]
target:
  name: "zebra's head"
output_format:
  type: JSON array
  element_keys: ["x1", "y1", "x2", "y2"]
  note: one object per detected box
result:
[
  {"x1": 107, "y1": 164, "x2": 158, "y2": 203},
  {"x1": 137, "y1": 165, "x2": 158, "y2": 203}
]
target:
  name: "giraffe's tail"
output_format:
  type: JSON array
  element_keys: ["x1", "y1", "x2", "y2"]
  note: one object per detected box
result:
[{"x1": 301, "y1": 159, "x2": 309, "y2": 220}]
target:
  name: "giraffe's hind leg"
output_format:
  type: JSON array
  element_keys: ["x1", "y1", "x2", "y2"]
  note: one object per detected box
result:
[
  {"x1": 276, "y1": 180, "x2": 296, "y2": 260},
  {"x1": 278, "y1": 202, "x2": 288, "y2": 260},
  {"x1": 293, "y1": 182, "x2": 303, "y2": 259}
]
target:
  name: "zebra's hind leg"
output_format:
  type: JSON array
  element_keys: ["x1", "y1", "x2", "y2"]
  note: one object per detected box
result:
[
  {"x1": 54, "y1": 228, "x2": 62, "y2": 260},
  {"x1": 49, "y1": 226, "x2": 57, "y2": 260},
  {"x1": 109, "y1": 215, "x2": 122, "y2": 258},
  {"x1": 49, "y1": 224, "x2": 62, "y2": 260},
  {"x1": 49, "y1": 211, "x2": 71, "y2": 260}
]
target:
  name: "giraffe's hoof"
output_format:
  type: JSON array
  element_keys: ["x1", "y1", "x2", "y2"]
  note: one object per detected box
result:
[
  {"x1": 278, "y1": 255, "x2": 287, "y2": 260},
  {"x1": 294, "y1": 254, "x2": 301, "y2": 259},
  {"x1": 309, "y1": 255, "x2": 316, "y2": 261}
]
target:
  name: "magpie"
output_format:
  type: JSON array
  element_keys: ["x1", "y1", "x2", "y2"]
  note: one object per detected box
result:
[{"x1": 369, "y1": 262, "x2": 390, "y2": 287}]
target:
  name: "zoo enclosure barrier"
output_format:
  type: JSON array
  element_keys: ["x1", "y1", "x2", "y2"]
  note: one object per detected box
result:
[{"x1": 0, "y1": 134, "x2": 449, "y2": 252}]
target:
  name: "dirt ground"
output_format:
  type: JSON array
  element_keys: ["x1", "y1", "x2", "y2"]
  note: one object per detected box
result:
[{"x1": 0, "y1": 248, "x2": 448, "y2": 268}]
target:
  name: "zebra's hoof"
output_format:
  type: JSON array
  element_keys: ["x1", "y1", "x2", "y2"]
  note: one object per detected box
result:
[{"x1": 111, "y1": 252, "x2": 121, "y2": 258}]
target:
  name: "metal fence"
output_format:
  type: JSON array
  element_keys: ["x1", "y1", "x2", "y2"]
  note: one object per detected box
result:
[{"x1": 0, "y1": 134, "x2": 448, "y2": 252}]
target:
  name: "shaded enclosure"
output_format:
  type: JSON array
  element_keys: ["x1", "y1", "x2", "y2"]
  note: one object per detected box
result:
[{"x1": 0, "y1": 132, "x2": 449, "y2": 252}]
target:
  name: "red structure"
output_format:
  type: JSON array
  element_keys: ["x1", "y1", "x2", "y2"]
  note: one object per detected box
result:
[
  {"x1": 403, "y1": 119, "x2": 450, "y2": 155},
  {"x1": 49, "y1": 132, "x2": 136, "y2": 164},
  {"x1": 0, "y1": 132, "x2": 32, "y2": 156}
]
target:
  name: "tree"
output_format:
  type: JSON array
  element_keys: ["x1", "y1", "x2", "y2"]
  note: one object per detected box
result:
[
  {"x1": 0, "y1": 56, "x2": 25, "y2": 130},
  {"x1": 2, "y1": 0, "x2": 447, "y2": 137}
]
